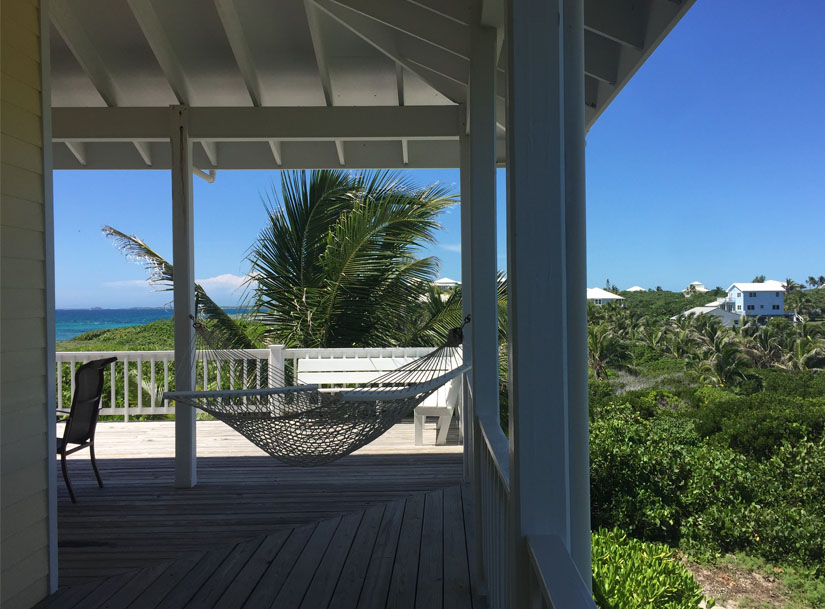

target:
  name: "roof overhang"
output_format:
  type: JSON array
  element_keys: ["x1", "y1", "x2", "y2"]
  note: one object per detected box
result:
[{"x1": 49, "y1": 0, "x2": 696, "y2": 170}]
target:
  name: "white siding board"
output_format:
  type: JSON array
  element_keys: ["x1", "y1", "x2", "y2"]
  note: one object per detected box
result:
[
  {"x1": 2, "y1": 134, "x2": 45, "y2": 174},
  {"x1": 1, "y1": 17, "x2": 42, "y2": 61},
  {"x1": 1, "y1": 491, "x2": 49, "y2": 541},
  {"x1": 1, "y1": 287, "x2": 47, "y2": 317},
  {"x1": 0, "y1": 347, "x2": 45, "y2": 379},
  {"x1": 0, "y1": 73, "x2": 42, "y2": 115},
  {"x1": 2, "y1": 519, "x2": 49, "y2": 562},
  {"x1": 0, "y1": 546, "x2": 50, "y2": 606},
  {"x1": 1, "y1": 163, "x2": 44, "y2": 201},
  {"x1": 3, "y1": 574, "x2": 50, "y2": 609},
  {"x1": 0, "y1": 0, "x2": 41, "y2": 36},
  {"x1": 0, "y1": 257, "x2": 45, "y2": 289},
  {"x1": 1, "y1": 458, "x2": 49, "y2": 504},
  {"x1": 1, "y1": 100, "x2": 44, "y2": 143},
  {"x1": 0, "y1": 377, "x2": 47, "y2": 414},
  {"x1": 2, "y1": 411, "x2": 47, "y2": 451},
  {"x1": 1, "y1": 226, "x2": 47, "y2": 261}
]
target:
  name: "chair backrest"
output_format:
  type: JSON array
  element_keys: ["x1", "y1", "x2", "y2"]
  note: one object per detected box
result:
[{"x1": 64, "y1": 357, "x2": 118, "y2": 445}]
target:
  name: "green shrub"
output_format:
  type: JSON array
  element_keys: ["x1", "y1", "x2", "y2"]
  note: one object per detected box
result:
[
  {"x1": 590, "y1": 406, "x2": 700, "y2": 544},
  {"x1": 694, "y1": 392, "x2": 825, "y2": 460},
  {"x1": 592, "y1": 528, "x2": 713, "y2": 609}
]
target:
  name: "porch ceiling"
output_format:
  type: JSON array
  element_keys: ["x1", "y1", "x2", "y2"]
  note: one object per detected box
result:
[{"x1": 50, "y1": 0, "x2": 695, "y2": 170}]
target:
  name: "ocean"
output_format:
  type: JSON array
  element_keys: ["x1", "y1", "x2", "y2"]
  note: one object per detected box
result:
[{"x1": 55, "y1": 308, "x2": 249, "y2": 342}]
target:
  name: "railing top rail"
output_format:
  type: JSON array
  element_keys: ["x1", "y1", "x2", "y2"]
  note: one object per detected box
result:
[
  {"x1": 477, "y1": 413, "x2": 510, "y2": 488},
  {"x1": 56, "y1": 349, "x2": 271, "y2": 360},
  {"x1": 526, "y1": 534, "x2": 597, "y2": 609}
]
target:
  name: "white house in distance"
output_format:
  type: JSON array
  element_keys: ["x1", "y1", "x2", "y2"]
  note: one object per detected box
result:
[
  {"x1": 625, "y1": 285, "x2": 645, "y2": 292},
  {"x1": 673, "y1": 302, "x2": 741, "y2": 327},
  {"x1": 433, "y1": 277, "x2": 461, "y2": 289},
  {"x1": 587, "y1": 287, "x2": 625, "y2": 306},
  {"x1": 684, "y1": 281, "x2": 710, "y2": 295},
  {"x1": 724, "y1": 280, "x2": 785, "y2": 316}
]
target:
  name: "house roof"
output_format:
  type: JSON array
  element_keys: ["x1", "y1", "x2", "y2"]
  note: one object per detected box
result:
[
  {"x1": 587, "y1": 287, "x2": 623, "y2": 300},
  {"x1": 726, "y1": 280, "x2": 785, "y2": 293},
  {"x1": 433, "y1": 277, "x2": 460, "y2": 287},
  {"x1": 624, "y1": 286, "x2": 645, "y2": 292},
  {"x1": 48, "y1": 0, "x2": 697, "y2": 170}
]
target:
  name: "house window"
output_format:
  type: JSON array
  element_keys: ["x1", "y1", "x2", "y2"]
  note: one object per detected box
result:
[
  {"x1": 760, "y1": 305, "x2": 764, "y2": 309},
  {"x1": 772, "y1": 305, "x2": 780, "y2": 310},
  {"x1": 737, "y1": 305, "x2": 742, "y2": 311},
  {"x1": 747, "y1": 305, "x2": 755, "y2": 310},
  {"x1": 749, "y1": 292, "x2": 757, "y2": 297},
  {"x1": 737, "y1": 292, "x2": 742, "y2": 297},
  {"x1": 775, "y1": 292, "x2": 780, "y2": 297}
]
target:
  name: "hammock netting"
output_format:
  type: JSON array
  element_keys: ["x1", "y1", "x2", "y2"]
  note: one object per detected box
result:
[{"x1": 164, "y1": 319, "x2": 469, "y2": 466}]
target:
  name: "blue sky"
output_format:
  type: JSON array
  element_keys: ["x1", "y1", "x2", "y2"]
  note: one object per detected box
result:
[{"x1": 54, "y1": 0, "x2": 825, "y2": 308}]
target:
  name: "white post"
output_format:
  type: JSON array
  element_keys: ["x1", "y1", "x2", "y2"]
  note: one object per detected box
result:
[
  {"x1": 171, "y1": 105, "x2": 197, "y2": 488},
  {"x1": 459, "y1": 128, "x2": 473, "y2": 481},
  {"x1": 564, "y1": 0, "x2": 592, "y2": 584},
  {"x1": 505, "y1": 0, "x2": 590, "y2": 603},
  {"x1": 268, "y1": 344, "x2": 285, "y2": 387},
  {"x1": 469, "y1": 24, "x2": 499, "y2": 429}
]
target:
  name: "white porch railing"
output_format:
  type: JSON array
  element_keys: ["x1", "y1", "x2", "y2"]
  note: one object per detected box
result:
[
  {"x1": 468, "y1": 377, "x2": 597, "y2": 609},
  {"x1": 56, "y1": 346, "x2": 439, "y2": 420}
]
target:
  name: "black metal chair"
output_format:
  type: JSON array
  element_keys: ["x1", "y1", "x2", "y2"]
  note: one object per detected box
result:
[{"x1": 57, "y1": 357, "x2": 118, "y2": 502}]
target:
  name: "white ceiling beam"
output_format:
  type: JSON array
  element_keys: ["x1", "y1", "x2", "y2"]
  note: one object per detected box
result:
[
  {"x1": 53, "y1": 106, "x2": 462, "y2": 141},
  {"x1": 133, "y1": 141, "x2": 153, "y2": 166},
  {"x1": 311, "y1": 0, "x2": 467, "y2": 102},
  {"x1": 407, "y1": 0, "x2": 470, "y2": 25},
  {"x1": 268, "y1": 140, "x2": 283, "y2": 166},
  {"x1": 65, "y1": 141, "x2": 87, "y2": 166},
  {"x1": 330, "y1": 0, "x2": 470, "y2": 59},
  {"x1": 401, "y1": 139, "x2": 409, "y2": 165},
  {"x1": 583, "y1": 31, "x2": 620, "y2": 85},
  {"x1": 481, "y1": 0, "x2": 504, "y2": 28},
  {"x1": 50, "y1": 1, "x2": 122, "y2": 106},
  {"x1": 127, "y1": 0, "x2": 192, "y2": 103},
  {"x1": 303, "y1": 0, "x2": 335, "y2": 107},
  {"x1": 584, "y1": 0, "x2": 647, "y2": 49},
  {"x1": 334, "y1": 140, "x2": 346, "y2": 166},
  {"x1": 201, "y1": 141, "x2": 219, "y2": 166},
  {"x1": 214, "y1": 0, "x2": 262, "y2": 106}
]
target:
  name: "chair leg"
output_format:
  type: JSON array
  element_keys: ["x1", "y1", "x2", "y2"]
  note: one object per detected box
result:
[
  {"x1": 90, "y1": 444, "x2": 104, "y2": 488},
  {"x1": 61, "y1": 452, "x2": 77, "y2": 503}
]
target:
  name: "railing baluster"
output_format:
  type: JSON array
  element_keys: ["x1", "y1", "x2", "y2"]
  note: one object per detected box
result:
[
  {"x1": 123, "y1": 357, "x2": 129, "y2": 422},
  {"x1": 150, "y1": 356, "x2": 156, "y2": 410},
  {"x1": 137, "y1": 356, "x2": 143, "y2": 413}
]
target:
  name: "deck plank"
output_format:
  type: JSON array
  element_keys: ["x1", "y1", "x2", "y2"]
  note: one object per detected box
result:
[
  {"x1": 415, "y1": 489, "x2": 444, "y2": 609},
  {"x1": 271, "y1": 516, "x2": 343, "y2": 609},
  {"x1": 327, "y1": 504, "x2": 386, "y2": 609},
  {"x1": 240, "y1": 524, "x2": 318, "y2": 609},
  {"x1": 442, "y1": 485, "x2": 473, "y2": 609},
  {"x1": 355, "y1": 499, "x2": 406, "y2": 609},
  {"x1": 385, "y1": 493, "x2": 426, "y2": 609}
]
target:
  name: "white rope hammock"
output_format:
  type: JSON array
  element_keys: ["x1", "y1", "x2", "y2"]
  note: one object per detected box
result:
[{"x1": 164, "y1": 319, "x2": 469, "y2": 466}]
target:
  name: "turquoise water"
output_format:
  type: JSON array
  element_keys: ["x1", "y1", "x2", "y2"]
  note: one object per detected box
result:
[{"x1": 55, "y1": 308, "x2": 249, "y2": 342}]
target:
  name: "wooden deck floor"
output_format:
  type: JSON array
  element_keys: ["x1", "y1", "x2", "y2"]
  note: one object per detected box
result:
[{"x1": 45, "y1": 420, "x2": 476, "y2": 608}]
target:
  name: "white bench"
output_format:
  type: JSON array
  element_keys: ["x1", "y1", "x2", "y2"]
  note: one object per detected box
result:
[{"x1": 296, "y1": 353, "x2": 462, "y2": 446}]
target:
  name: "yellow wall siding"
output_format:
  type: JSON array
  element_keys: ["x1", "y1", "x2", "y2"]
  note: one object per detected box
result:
[{"x1": 1, "y1": 0, "x2": 52, "y2": 605}]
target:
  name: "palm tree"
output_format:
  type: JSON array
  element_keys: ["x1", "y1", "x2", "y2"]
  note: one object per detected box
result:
[
  {"x1": 587, "y1": 323, "x2": 634, "y2": 381},
  {"x1": 783, "y1": 278, "x2": 802, "y2": 292},
  {"x1": 248, "y1": 170, "x2": 456, "y2": 347},
  {"x1": 105, "y1": 170, "x2": 460, "y2": 350}
]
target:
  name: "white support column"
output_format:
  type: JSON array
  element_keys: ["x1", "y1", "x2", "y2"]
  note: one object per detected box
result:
[
  {"x1": 564, "y1": 0, "x2": 592, "y2": 585},
  {"x1": 170, "y1": 105, "x2": 197, "y2": 488},
  {"x1": 505, "y1": 0, "x2": 590, "y2": 603},
  {"x1": 468, "y1": 24, "x2": 499, "y2": 429},
  {"x1": 459, "y1": 128, "x2": 473, "y2": 482}
]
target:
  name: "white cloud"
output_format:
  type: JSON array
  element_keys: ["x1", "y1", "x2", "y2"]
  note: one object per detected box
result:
[
  {"x1": 440, "y1": 243, "x2": 462, "y2": 253},
  {"x1": 196, "y1": 273, "x2": 251, "y2": 292}
]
